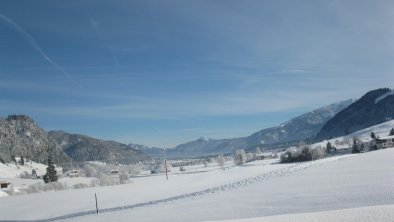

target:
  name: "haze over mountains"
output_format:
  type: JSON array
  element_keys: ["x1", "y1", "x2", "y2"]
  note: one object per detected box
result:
[
  {"x1": 145, "y1": 99, "x2": 354, "y2": 158},
  {"x1": 1, "y1": 88, "x2": 394, "y2": 163}
]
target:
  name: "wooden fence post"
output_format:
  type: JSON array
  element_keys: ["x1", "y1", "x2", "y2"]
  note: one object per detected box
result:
[{"x1": 95, "y1": 193, "x2": 99, "y2": 214}]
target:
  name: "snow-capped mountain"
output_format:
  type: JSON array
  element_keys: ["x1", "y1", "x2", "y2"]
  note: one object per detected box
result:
[
  {"x1": 245, "y1": 99, "x2": 355, "y2": 147},
  {"x1": 158, "y1": 99, "x2": 354, "y2": 158},
  {"x1": 315, "y1": 88, "x2": 394, "y2": 140}
]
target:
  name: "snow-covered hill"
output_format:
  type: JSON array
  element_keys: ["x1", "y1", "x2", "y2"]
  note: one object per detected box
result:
[
  {"x1": 1, "y1": 148, "x2": 393, "y2": 221},
  {"x1": 311, "y1": 119, "x2": 394, "y2": 149},
  {"x1": 0, "y1": 159, "x2": 48, "y2": 178}
]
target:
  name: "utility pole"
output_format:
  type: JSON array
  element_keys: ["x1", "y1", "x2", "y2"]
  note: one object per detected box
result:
[
  {"x1": 165, "y1": 160, "x2": 168, "y2": 180},
  {"x1": 95, "y1": 193, "x2": 99, "y2": 214}
]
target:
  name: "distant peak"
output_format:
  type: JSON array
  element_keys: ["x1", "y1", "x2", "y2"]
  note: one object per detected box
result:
[{"x1": 197, "y1": 136, "x2": 207, "y2": 141}]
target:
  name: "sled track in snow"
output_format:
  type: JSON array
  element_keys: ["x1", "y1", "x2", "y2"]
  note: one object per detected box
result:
[{"x1": 0, "y1": 156, "x2": 350, "y2": 222}]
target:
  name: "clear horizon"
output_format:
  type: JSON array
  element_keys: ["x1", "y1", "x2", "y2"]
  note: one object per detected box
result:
[{"x1": 1, "y1": 1, "x2": 394, "y2": 147}]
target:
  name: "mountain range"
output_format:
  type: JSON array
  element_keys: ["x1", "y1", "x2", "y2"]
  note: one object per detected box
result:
[
  {"x1": 0, "y1": 115, "x2": 150, "y2": 166},
  {"x1": 146, "y1": 99, "x2": 354, "y2": 158},
  {"x1": 2, "y1": 88, "x2": 394, "y2": 162}
]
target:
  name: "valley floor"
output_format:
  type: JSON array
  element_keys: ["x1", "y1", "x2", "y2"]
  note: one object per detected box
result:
[{"x1": 1, "y1": 148, "x2": 393, "y2": 222}]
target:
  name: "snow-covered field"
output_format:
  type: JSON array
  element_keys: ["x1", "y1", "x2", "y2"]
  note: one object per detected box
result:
[
  {"x1": 204, "y1": 205, "x2": 394, "y2": 222},
  {"x1": 1, "y1": 148, "x2": 393, "y2": 221}
]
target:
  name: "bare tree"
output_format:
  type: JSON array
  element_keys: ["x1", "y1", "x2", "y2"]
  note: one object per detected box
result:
[
  {"x1": 234, "y1": 149, "x2": 246, "y2": 165},
  {"x1": 216, "y1": 154, "x2": 225, "y2": 169}
]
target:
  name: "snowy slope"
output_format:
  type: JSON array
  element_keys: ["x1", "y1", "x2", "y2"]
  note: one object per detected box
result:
[
  {"x1": 0, "y1": 160, "x2": 49, "y2": 178},
  {"x1": 311, "y1": 119, "x2": 394, "y2": 149},
  {"x1": 316, "y1": 88, "x2": 394, "y2": 140}
]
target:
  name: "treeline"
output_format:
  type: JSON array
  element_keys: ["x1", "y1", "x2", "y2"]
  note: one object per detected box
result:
[{"x1": 280, "y1": 145, "x2": 325, "y2": 163}]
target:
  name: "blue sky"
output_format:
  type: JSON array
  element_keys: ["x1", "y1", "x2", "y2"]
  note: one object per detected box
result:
[{"x1": 1, "y1": 0, "x2": 394, "y2": 147}]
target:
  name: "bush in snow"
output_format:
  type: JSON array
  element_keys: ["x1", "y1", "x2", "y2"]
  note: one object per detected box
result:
[
  {"x1": 234, "y1": 149, "x2": 246, "y2": 165},
  {"x1": 390, "y1": 128, "x2": 394, "y2": 136},
  {"x1": 208, "y1": 157, "x2": 216, "y2": 163},
  {"x1": 90, "y1": 178, "x2": 100, "y2": 187},
  {"x1": 118, "y1": 171, "x2": 129, "y2": 184},
  {"x1": 97, "y1": 173, "x2": 118, "y2": 186},
  {"x1": 23, "y1": 182, "x2": 68, "y2": 194},
  {"x1": 83, "y1": 164, "x2": 97, "y2": 177},
  {"x1": 20, "y1": 171, "x2": 31, "y2": 179},
  {"x1": 73, "y1": 183, "x2": 89, "y2": 189},
  {"x1": 151, "y1": 161, "x2": 172, "y2": 174},
  {"x1": 119, "y1": 164, "x2": 141, "y2": 176}
]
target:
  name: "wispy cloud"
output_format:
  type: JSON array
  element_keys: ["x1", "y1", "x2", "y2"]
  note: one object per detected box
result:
[
  {"x1": 0, "y1": 14, "x2": 80, "y2": 87},
  {"x1": 89, "y1": 18, "x2": 119, "y2": 66}
]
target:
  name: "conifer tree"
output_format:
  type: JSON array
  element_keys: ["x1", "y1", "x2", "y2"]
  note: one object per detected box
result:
[
  {"x1": 370, "y1": 132, "x2": 376, "y2": 139},
  {"x1": 43, "y1": 159, "x2": 58, "y2": 183},
  {"x1": 326, "y1": 142, "x2": 333, "y2": 153}
]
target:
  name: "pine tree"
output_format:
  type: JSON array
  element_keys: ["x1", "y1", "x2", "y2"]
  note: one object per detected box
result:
[
  {"x1": 390, "y1": 128, "x2": 394, "y2": 136},
  {"x1": 326, "y1": 142, "x2": 333, "y2": 154},
  {"x1": 43, "y1": 159, "x2": 58, "y2": 183},
  {"x1": 370, "y1": 132, "x2": 376, "y2": 139},
  {"x1": 352, "y1": 137, "x2": 360, "y2": 153},
  {"x1": 20, "y1": 156, "x2": 25, "y2": 165}
]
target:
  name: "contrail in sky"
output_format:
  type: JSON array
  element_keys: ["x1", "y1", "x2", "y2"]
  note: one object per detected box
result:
[{"x1": 0, "y1": 14, "x2": 80, "y2": 86}]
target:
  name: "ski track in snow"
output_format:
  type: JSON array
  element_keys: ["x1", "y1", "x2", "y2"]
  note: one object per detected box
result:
[{"x1": 0, "y1": 156, "x2": 351, "y2": 222}]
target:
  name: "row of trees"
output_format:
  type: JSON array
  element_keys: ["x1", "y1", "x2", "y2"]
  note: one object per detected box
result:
[
  {"x1": 280, "y1": 146, "x2": 325, "y2": 163},
  {"x1": 215, "y1": 147, "x2": 272, "y2": 169}
]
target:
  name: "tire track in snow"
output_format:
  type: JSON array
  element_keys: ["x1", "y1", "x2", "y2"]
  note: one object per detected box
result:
[{"x1": 0, "y1": 156, "x2": 350, "y2": 222}]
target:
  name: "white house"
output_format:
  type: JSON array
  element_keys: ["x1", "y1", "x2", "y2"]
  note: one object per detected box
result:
[
  {"x1": 375, "y1": 135, "x2": 394, "y2": 149},
  {"x1": 335, "y1": 144, "x2": 351, "y2": 154},
  {"x1": 68, "y1": 170, "x2": 80, "y2": 178}
]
